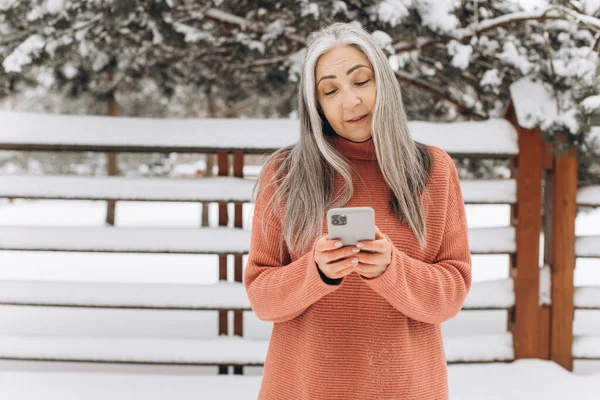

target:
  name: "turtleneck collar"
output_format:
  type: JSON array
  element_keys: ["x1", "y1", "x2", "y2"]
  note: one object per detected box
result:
[{"x1": 329, "y1": 133, "x2": 377, "y2": 161}]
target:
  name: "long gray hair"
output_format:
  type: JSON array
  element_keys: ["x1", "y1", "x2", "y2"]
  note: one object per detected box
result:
[{"x1": 252, "y1": 22, "x2": 432, "y2": 262}]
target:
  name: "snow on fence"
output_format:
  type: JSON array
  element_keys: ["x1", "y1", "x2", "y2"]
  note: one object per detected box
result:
[{"x1": 0, "y1": 109, "x2": 592, "y2": 372}]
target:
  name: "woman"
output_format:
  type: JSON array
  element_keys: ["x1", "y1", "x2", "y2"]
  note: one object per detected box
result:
[{"x1": 244, "y1": 22, "x2": 472, "y2": 399}]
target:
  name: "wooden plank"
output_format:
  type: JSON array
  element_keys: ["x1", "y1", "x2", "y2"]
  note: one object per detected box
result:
[
  {"x1": 550, "y1": 141, "x2": 578, "y2": 371},
  {"x1": 513, "y1": 125, "x2": 544, "y2": 359},
  {"x1": 576, "y1": 236, "x2": 600, "y2": 258},
  {"x1": 0, "y1": 175, "x2": 515, "y2": 206},
  {"x1": 0, "y1": 226, "x2": 511, "y2": 255},
  {"x1": 0, "y1": 279, "x2": 513, "y2": 311},
  {"x1": 0, "y1": 281, "x2": 250, "y2": 310},
  {"x1": 0, "y1": 175, "x2": 255, "y2": 202},
  {"x1": 0, "y1": 333, "x2": 514, "y2": 365},
  {"x1": 0, "y1": 226, "x2": 251, "y2": 254},
  {"x1": 0, "y1": 111, "x2": 518, "y2": 158},
  {"x1": 577, "y1": 185, "x2": 600, "y2": 207}
]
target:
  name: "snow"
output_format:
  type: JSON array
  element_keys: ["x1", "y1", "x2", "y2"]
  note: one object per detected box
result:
[
  {"x1": 468, "y1": 226, "x2": 516, "y2": 254},
  {"x1": 575, "y1": 286, "x2": 600, "y2": 309},
  {"x1": 414, "y1": 0, "x2": 458, "y2": 33},
  {"x1": 371, "y1": 30, "x2": 394, "y2": 54},
  {"x1": 0, "y1": 226, "x2": 251, "y2": 254},
  {"x1": 0, "y1": 359, "x2": 598, "y2": 400},
  {"x1": 374, "y1": 0, "x2": 410, "y2": 27},
  {"x1": 500, "y1": 42, "x2": 532, "y2": 74},
  {"x1": 462, "y1": 279, "x2": 514, "y2": 309},
  {"x1": 480, "y1": 69, "x2": 501, "y2": 88},
  {"x1": 573, "y1": 335, "x2": 600, "y2": 359},
  {"x1": 540, "y1": 265, "x2": 551, "y2": 305},
  {"x1": 2, "y1": 35, "x2": 46, "y2": 73},
  {"x1": 583, "y1": 0, "x2": 600, "y2": 15},
  {"x1": 0, "y1": 280, "x2": 250, "y2": 310},
  {"x1": 45, "y1": 0, "x2": 65, "y2": 14},
  {"x1": 0, "y1": 278, "x2": 516, "y2": 311},
  {"x1": 0, "y1": 175, "x2": 256, "y2": 202},
  {"x1": 576, "y1": 235, "x2": 600, "y2": 258},
  {"x1": 0, "y1": 223, "x2": 511, "y2": 255},
  {"x1": 578, "y1": 185, "x2": 600, "y2": 207},
  {"x1": 447, "y1": 40, "x2": 472, "y2": 70},
  {"x1": 0, "y1": 333, "x2": 512, "y2": 365},
  {"x1": 460, "y1": 180, "x2": 516, "y2": 204},
  {"x1": 509, "y1": 78, "x2": 557, "y2": 129},
  {"x1": 0, "y1": 0, "x2": 17, "y2": 10},
  {"x1": 408, "y1": 119, "x2": 518, "y2": 157},
  {"x1": 582, "y1": 95, "x2": 600, "y2": 114},
  {"x1": 0, "y1": 111, "x2": 518, "y2": 157}
]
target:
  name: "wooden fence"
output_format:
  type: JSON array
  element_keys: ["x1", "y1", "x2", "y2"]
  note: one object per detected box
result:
[{"x1": 0, "y1": 108, "x2": 597, "y2": 374}]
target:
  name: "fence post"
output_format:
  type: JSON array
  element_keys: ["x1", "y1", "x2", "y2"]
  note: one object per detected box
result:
[
  {"x1": 505, "y1": 100, "x2": 545, "y2": 359},
  {"x1": 105, "y1": 96, "x2": 118, "y2": 225},
  {"x1": 218, "y1": 150, "x2": 229, "y2": 375},
  {"x1": 549, "y1": 137, "x2": 578, "y2": 371},
  {"x1": 233, "y1": 150, "x2": 245, "y2": 375}
]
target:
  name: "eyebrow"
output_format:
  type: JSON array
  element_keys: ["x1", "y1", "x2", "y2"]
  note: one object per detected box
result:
[{"x1": 316, "y1": 64, "x2": 371, "y2": 86}]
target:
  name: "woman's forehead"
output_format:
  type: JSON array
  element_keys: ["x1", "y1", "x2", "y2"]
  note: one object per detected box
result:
[{"x1": 315, "y1": 46, "x2": 372, "y2": 78}]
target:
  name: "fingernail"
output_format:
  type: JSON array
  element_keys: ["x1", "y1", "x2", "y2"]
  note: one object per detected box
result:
[
  {"x1": 352, "y1": 247, "x2": 360, "y2": 253},
  {"x1": 335, "y1": 241, "x2": 342, "y2": 247},
  {"x1": 351, "y1": 257, "x2": 358, "y2": 263},
  {"x1": 356, "y1": 242, "x2": 364, "y2": 248}
]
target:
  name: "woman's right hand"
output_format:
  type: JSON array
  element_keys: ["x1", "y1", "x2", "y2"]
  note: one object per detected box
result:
[{"x1": 313, "y1": 235, "x2": 361, "y2": 280}]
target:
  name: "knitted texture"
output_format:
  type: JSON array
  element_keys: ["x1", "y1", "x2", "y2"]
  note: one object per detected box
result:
[{"x1": 244, "y1": 134, "x2": 472, "y2": 399}]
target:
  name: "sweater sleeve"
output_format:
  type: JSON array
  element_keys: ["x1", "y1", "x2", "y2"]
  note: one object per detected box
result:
[
  {"x1": 359, "y1": 151, "x2": 472, "y2": 324},
  {"x1": 243, "y1": 159, "x2": 342, "y2": 323}
]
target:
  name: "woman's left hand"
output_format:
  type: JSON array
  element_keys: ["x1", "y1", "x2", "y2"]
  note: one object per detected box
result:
[{"x1": 353, "y1": 225, "x2": 393, "y2": 279}]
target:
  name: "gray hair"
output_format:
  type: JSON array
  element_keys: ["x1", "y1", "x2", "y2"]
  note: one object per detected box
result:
[{"x1": 252, "y1": 22, "x2": 432, "y2": 262}]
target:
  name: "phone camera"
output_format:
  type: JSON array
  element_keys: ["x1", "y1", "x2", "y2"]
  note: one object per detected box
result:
[{"x1": 331, "y1": 214, "x2": 347, "y2": 226}]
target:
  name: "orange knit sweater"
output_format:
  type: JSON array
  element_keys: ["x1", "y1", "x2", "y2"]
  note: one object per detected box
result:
[{"x1": 244, "y1": 133, "x2": 472, "y2": 399}]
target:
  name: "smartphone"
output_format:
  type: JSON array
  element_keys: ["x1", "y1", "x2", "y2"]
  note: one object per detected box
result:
[{"x1": 327, "y1": 207, "x2": 375, "y2": 248}]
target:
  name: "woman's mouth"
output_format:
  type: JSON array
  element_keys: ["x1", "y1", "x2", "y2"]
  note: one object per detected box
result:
[{"x1": 346, "y1": 113, "x2": 369, "y2": 124}]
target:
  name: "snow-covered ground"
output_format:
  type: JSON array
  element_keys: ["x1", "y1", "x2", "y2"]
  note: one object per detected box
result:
[{"x1": 0, "y1": 198, "x2": 599, "y2": 398}]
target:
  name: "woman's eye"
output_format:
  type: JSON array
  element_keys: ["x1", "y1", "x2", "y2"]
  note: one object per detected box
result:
[{"x1": 323, "y1": 80, "x2": 369, "y2": 96}]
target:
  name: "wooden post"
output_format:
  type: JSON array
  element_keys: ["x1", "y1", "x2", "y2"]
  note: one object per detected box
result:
[
  {"x1": 201, "y1": 154, "x2": 215, "y2": 227},
  {"x1": 505, "y1": 101, "x2": 545, "y2": 359},
  {"x1": 106, "y1": 97, "x2": 118, "y2": 225},
  {"x1": 217, "y1": 151, "x2": 229, "y2": 375},
  {"x1": 549, "y1": 137, "x2": 577, "y2": 371},
  {"x1": 233, "y1": 150, "x2": 245, "y2": 375},
  {"x1": 538, "y1": 142, "x2": 555, "y2": 360}
]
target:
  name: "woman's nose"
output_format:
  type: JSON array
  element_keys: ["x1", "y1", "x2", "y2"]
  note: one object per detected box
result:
[{"x1": 342, "y1": 93, "x2": 361, "y2": 110}]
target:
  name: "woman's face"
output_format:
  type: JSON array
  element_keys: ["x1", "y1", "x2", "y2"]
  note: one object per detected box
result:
[{"x1": 315, "y1": 45, "x2": 376, "y2": 142}]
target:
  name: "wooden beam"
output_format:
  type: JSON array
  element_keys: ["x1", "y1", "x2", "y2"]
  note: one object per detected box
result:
[
  {"x1": 550, "y1": 139, "x2": 578, "y2": 371},
  {"x1": 217, "y1": 150, "x2": 229, "y2": 375},
  {"x1": 505, "y1": 101, "x2": 545, "y2": 359}
]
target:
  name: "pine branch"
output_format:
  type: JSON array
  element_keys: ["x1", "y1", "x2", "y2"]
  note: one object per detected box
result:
[
  {"x1": 394, "y1": 8, "x2": 565, "y2": 52},
  {"x1": 394, "y1": 70, "x2": 487, "y2": 119}
]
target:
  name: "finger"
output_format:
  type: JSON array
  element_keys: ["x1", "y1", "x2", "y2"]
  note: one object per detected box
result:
[
  {"x1": 354, "y1": 252, "x2": 380, "y2": 264},
  {"x1": 355, "y1": 239, "x2": 387, "y2": 254},
  {"x1": 316, "y1": 236, "x2": 345, "y2": 252},
  {"x1": 374, "y1": 225, "x2": 390, "y2": 241},
  {"x1": 328, "y1": 257, "x2": 359, "y2": 278},
  {"x1": 325, "y1": 246, "x2": 361, "y2": 263}
]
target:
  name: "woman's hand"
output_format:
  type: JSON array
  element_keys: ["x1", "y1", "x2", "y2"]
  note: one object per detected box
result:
[
  {"x1": 314, "y1": 235, "x2": 362, "y2": 280},
  {"x1": 353, "y1": 225, "x2": 393, "y2": 279}
]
